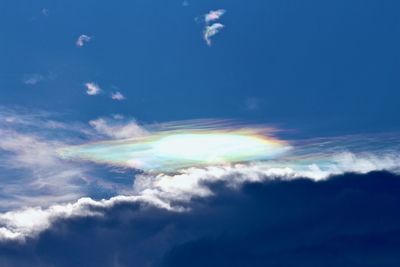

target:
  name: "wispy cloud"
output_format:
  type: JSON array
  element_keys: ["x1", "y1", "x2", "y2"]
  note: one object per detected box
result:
[
  {"x1": 76, "y1": 34, "x2": 92, "y2": 47},
  {"x1": 2, "y1": 148, "x2": 400, "y2": 241},
  {"x1": 204, "y1": 23, "x2": 224, "y2": 46},
  {"x1": 85, "y1": 82, "x2": 101, "y2": 95},
  {"x1": 89, "y1": 116, "x2": 148, "y2": 139},
  {"x1": 200, "y1": 9, "x2": 226, "y2": 46},
  {"x1": 205, "y1": 9, "x2": 226, "y2": 23},
  {"x1": 23, "y1": 74, "x2": 45, "y2": 85},
  {"x1": 111, "y1": 91, "x2": 126, "y2": 101},
  {"x1": 0, "y1": 110, "x2": 399, "y2": 242},
  {"x1": 22, "y1": 73, "x2": 55, "y2": 85},
  {"x1": 0, "y1": 108, "x2": 95, "y2": 211}
]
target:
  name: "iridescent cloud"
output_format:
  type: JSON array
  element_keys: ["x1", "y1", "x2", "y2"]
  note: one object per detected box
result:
[{"x1": 59, "y1": 120, "x2": 290, "y2": 172}]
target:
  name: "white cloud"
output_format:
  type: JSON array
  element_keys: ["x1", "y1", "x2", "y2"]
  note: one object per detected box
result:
[
  {"x1": 204, "y1": 23, "x2": 224, "y2": 46},
  {"x1": 89, "y1": 117, "x2": 148, "y2": 139},
  {"x1": 111, "y1": 91, "x2": 126, "y2": 101},
  {"x1": 0, "y1": 109, "x2": 399, "y2": 242},
  {"x1": 0, "y1": 195, "x2": 174, "y2": 241},
  {"x1": 85, "y1": 82, "x2": 101, "y2": 95},
  {"x1": 1, "y1": 151, "x2": 399, "y2": 241},
  {"x1": 76, "y1": 34, "x2": 92, "y2": 47},
  {"x1": 205, "y1": 9, "x2": 226, "y2": 23},
  {"x1": 0, "y1": 128, "x2": 90, "y2": 209}
]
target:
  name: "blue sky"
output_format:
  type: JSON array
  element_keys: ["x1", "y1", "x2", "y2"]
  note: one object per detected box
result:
[
  {"x1": 0, "y1": 1, "x2": 400, "y2": 266},
  {"x1": 1, "y1": 0, "x2": 399, "y2": 137}
]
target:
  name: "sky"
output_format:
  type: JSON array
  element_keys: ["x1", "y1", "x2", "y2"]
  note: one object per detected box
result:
[{"x1": 0, "y1": 0, "x2": 400, "y2": 266}]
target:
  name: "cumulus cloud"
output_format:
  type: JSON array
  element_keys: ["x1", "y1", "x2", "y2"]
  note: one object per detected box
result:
[
  {"x1": 1, "y1": 172, "x2": 399, "y2": 266},
  {"x1": 76, "y1": 34, "x2": 92, "y2": 47},
  {"x1": 0, "y1": 109, "x2": 400, "y2": 243},
  {"x1": 0, "y1": 195, "x2": 172, "y2": 241},
  {"x1": 84, "y1": 82, "x2": 101, "y2": 95},
  {"x1": 204, "y1": 23, "x2": 224, "y2": 46},
  {"x1": 205, "y1": 9, "x2": 226, "y2": 23},
  {"x1": 1, "y1": 149, "x2": 400, "y2": 241},
  {"x1": 111, "y1": 91, "x2": 125, "y2": 101},
  {"x1": 89, "y1": 116, "x2": 148, "y2": 139}
]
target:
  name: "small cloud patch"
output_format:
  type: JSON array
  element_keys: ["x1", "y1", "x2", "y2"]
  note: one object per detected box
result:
[
  {"x1": 111, "y1": 91, "x2": 126, "y2": 101},
  {"x1": 85, "y1": 82, "x2": 101, "y2": 96},
  {"x1": 76, "y1": 35, "x2": 92, "y2": 47}
]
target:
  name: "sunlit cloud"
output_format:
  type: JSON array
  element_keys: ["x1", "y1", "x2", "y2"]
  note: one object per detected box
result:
[
  {"x1": 85, "y1": 82, "x2": 101, "y2": 95},
  {"x1": 1, "y1": 109, "x2": 400, "y2": 242},
  {"x1": 205, "y1": 9, "x2": 226, "y2": 23},
  {"x1": 76, "y1": 34, "x2": 92, "y2": 47},
  {"x1": 204, "y1": 23, "x2": 225, "y2": 46},
  {"x1": 89, "y1": 116, "x2": 148, "y2": 139},
  {"x1": 59, "y1": 120, "x2": 288, "y2": 172},
  {"x1": 111, "y1": 91, "x2": 125, "y2": 101}
]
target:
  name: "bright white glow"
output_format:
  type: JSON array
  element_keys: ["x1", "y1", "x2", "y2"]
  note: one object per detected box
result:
[{"x1": 153, "y1": 133, "x2": 280, "y2": 163}]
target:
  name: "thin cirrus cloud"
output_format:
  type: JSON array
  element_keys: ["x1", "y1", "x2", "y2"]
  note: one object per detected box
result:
[
  {"x1": 84, "y1": 82, "x2": 101, "y2": 96},
  {"x1": 76, "y1": 34, "x2": 92, "y2": 47},
  {"x1": 22, "y1": 73, "x2": 56, "y2": 85},
  {"x1": 111, "y1": 91, "x2": 126, "y2": 101}
]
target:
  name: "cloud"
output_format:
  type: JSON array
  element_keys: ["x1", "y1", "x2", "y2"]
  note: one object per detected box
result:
[
  {"x1": 203, "y1": 23, "x2": 224, "y2": 46},
  {"x1": 200, "y1": 9, "x2": 226, "y2": 46},
  {"x1": 0, "y1": 171, "x2": 400, "y2": 266},
  {"x1": 0, "y1": 195, "x2": 172, "y2": 242},
  {"x1": 0, "y1": 119, "x2": 90, "y2": 211},
  {"x1": 22, "y1": 74, "x2": 45, "y2": 85},
  {"x1": 76, "y1": 35, "x2": 92, "y2": 47},
  {"x1": 205, "y1": 9, "x2": 226, "y2": 23},
  {"x1": 89, "y1": 116, "x2": 148, "y2": 139},
  {"x1": 0, "y1": 109, "x2": 400, "y2": 245},
  {"x1": 22, "y1": 73, "x2": 55, "y2": 85},
  {"x1": 111, "y1": 91, "x2": 126, "y2": 101},
  {"x1": 1, "y1": 149, "x2": 400, "y2": 241},
  {"x1": 84, "y1": 82, "x2": 101, "y2": 95}
]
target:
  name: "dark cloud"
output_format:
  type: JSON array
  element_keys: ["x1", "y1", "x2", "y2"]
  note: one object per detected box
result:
[{"x1": 1, "y1": 171, "x2": 400, "y2": 267}]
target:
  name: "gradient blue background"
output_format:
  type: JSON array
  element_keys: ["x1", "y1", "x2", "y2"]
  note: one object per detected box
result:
[{"x1": 1, "y1": 0, "x2": 399, "y2": 137}]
